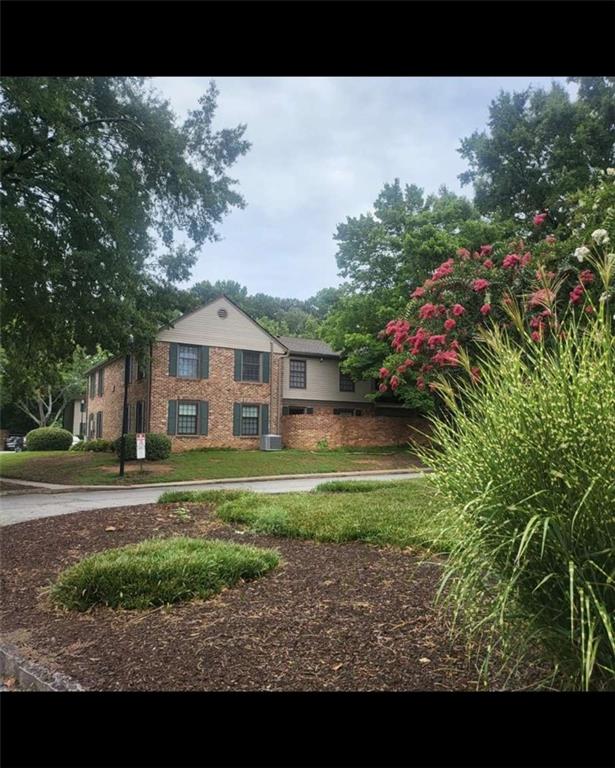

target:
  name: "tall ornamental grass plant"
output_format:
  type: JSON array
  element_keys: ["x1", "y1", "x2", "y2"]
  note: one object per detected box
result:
[{"x1": 420, "y1": 246, "x2": 615, "y2": 690}]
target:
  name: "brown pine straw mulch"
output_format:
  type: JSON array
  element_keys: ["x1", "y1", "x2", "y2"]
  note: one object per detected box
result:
[{"x1": 0, "y1": 503, "x2": 538, "y2": 691}]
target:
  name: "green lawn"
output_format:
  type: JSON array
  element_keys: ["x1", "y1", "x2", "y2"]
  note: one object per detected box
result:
[
  {"x1": 160, "y1": 479, "x2": 456, "y2": 553},
  {"x1": 0, "y1": 446, "x2": 421, "y2": 486}
]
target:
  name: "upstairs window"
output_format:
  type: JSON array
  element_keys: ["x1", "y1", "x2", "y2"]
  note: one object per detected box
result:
[
  {"x1": 242, "y1": 351, "x2": 261, "y2": 382},
  {"x1": 178, "y1": 345, "x2": 199, "y2": 378},
  {"x1": 339, "y1": 372, "x2": 355, "y2": 392},
  {"x1": 289, "y1": 359, "x2": 306, "y2": 389}
]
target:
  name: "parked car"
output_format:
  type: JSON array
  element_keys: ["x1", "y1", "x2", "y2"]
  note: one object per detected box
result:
[{"x1": 5, "y1": 434, "x2": 26, "y2": 451}]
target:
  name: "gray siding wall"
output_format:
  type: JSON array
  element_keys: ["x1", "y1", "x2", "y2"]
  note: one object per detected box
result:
[
  {"x1": 282, "y1": 357, "x2": 373, "y2": 402},
  {"x1": 157, "y1": 297, "x2": 286, "y2": 354}
]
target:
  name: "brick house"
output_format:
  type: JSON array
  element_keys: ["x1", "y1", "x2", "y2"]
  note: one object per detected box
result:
[{"x1": 85, "y1": 295, "x2": 425, "y2": 451}]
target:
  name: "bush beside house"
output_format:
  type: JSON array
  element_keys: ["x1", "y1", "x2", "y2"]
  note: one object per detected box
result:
[
  {"x1": 25, "y1": 427, "x2": 73, "y2": 451},
  {"x1": 113, "y1": 433, "x2": 171, "y2": 461}
]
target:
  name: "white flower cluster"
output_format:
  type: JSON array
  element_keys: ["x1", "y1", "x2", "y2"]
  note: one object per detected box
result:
[
  {"x1": 592, "y1": 229, "x2": 610, "y2": 245},
  {"x1": 574, "y1": 246, "x2": 590, "y2": 262},
  {"x1": 606, "y1": 168, "x2": 615, "y2": 177}
]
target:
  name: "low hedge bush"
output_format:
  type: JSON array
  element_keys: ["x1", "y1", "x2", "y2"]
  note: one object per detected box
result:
[
  {"x1": 50, "y1": 536, "x2": 280, "y2": 610},
  {"x1": 113, "y1": 433, "x2": 171, "y2": 461},
  {"x1": 25, "y1": 427, "x2": 73, "y2": 451}
]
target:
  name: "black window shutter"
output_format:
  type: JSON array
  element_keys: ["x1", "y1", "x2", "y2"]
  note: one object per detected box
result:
[
  {"x1": 199, "y1": 401, "x2": 209, "y2": 435},
  {"x1": 260, "y1": 404, "x2": 269, "y2": 435},
  {"x1": 98, "y1": 368, "x2": 104, "y2": 396},
  {"x1": 234, "y1": 349, "x2": 242, "y2": 381},
  {"x1": 233, "y1": 403, "x2": 241, "y2": 436},
  {"x1": 262, "y1": 351, "x2": 270, "y2": 383},
  {"x1": 169, "y1": 343, "x2": 178, "y2": 377},
  {"x1": 167, "y1": 400, "x2": 177, "y2": 435},
  {"x1": 200, "y1": 346, "x2": 209, "y2": 379}
]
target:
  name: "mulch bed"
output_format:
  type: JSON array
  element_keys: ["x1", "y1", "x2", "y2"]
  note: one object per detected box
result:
[{"x1": 0, "y1": 503, "x2": 534, "y2": 691}]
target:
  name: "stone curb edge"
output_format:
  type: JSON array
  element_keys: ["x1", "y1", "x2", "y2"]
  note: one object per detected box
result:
[
  {"x1": 0, "y1": 641, "x2": 85, "y2": 691},
  {"x1": 1, "y1": 467, "x2": 432, "y2": 493}
]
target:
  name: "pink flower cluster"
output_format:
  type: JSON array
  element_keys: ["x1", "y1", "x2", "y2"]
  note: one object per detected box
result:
[
  {"x1": 432, "y1": 258, "x2": 455, "y2": 281},
  {"x1": 381, "y1": 238, "x2": 568, "y2": 392},
  {"x1": 569, "y1": 284, "x2": 585, "y2": 305}
]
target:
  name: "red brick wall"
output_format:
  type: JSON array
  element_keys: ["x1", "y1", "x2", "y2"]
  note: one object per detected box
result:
[
  {"x1": 86, "y1": 359, "x2": 124, "y2": 440},
  {"x1": 88, "y1": 342, "x2": 429, "y2": 453},
  {"x1": 281, "y1": 412, "x2": 431, "y2": 450},
  {"x1": 149, "y1": 342, "x2": 284, "y2": 451}
]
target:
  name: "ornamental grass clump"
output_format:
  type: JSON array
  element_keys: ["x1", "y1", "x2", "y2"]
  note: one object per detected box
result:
[
  {"x1": 51, "y1": 537, "x2": 280, "y2": 611},
  {"x1": 419, "y1": 301, "x2": 615, "y2": 689}
]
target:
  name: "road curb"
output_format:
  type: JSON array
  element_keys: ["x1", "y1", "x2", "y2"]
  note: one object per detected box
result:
[
  {"x1": 1, "y1": 467, "x2": 431, "y2": 493},
  {"x1": 0, "y1": 641, "x2": 85, "y2": 691}
]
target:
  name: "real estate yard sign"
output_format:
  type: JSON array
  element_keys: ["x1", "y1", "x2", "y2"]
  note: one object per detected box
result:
[{"x1": 136, "y1": 433, "x2": 146, "y2": 461}]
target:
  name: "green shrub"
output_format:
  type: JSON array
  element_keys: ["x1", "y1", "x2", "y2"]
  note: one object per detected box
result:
[
  {"x1": 71, "y1": 438, "x2": 113, "y2": 452},
  {"x1": 158, "y1": 489, "x2": 251, "y2": 505},
  {"x1": 50, "y1": 537, "x2": 280, "y2": 610},
  {"x1": 113, "y1": 433, "x2": 171, "y2": 461},
  {"x1": 25, "y1": 427, "x2": 73, "y2": 451},
  {"x1": 419, "y1": 312, "x2": 615, "y2": 690}
]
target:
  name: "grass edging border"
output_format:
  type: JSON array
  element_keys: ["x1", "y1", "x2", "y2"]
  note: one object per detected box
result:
[
  {"x1": 0, "y1": 640, "x2": 85, "y2": 691},
  {"x1": 1, "y1": 468, "x2": 432, "y2": 492}
]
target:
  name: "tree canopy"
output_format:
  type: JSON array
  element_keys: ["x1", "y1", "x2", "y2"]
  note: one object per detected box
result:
[
  {"x1": 458, "y1": 77, "x2": 615, "y2": 220},
  {"x1": 0, "y1": 77, "x2": 250, "y2": 398}
]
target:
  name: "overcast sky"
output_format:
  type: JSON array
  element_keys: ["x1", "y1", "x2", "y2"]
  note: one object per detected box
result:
[{"x1": 153, "y1": 77, "x2": 573, "y2": 300}]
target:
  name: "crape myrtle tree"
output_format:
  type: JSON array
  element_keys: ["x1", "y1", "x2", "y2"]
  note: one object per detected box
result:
[
  {"x1": 378, "y1": 180, "x2": 615, "y2": 401},
  {"x1": 458, "y1": 77, "x2": 615, "y2": 221},
  {"x1": 319, "y1": 180, "x2": 513, "y2": 403},
  {"x1": 0, "y1": 77, "x2": 250, "y2": 401}
]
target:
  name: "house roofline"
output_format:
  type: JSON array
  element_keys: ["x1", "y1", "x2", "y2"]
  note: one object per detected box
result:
[{"x1": 86, "y1": 294, "x2": 289, "y2": 375}]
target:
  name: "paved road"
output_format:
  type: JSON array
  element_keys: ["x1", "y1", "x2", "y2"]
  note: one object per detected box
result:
[{"x1": 0, "y1": 471, "x2": 425, "y2": 527}]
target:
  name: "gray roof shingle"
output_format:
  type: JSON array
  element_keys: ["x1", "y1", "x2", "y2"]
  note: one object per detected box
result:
[{"x1": 276, "y1": 336, "x2": 340, "y2": 358}]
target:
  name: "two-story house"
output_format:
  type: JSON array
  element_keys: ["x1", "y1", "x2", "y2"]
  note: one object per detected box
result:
[{"x1": 85, "y1": 295, "x2": 424, "y2": 451}]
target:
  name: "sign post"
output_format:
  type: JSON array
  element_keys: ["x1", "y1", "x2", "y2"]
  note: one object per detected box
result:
[{"x1": 136, "y1": 433, "x2": 146, "y2": 472}]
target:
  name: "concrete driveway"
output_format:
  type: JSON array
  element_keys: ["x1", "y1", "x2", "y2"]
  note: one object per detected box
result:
[{"x1": 0, "y1": 471, "x2": 425, "y2": 527}]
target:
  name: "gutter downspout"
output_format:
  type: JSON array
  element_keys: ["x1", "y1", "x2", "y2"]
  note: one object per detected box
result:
[{"x1": 276, "y1": 343, "x2": 290, "y2": 438}]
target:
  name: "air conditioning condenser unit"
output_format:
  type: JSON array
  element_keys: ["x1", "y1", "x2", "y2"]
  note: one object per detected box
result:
[{"x1": 260, "y1": 434, "x2": 282, "y2": 451}]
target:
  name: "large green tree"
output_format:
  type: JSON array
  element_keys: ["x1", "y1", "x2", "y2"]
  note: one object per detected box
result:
[
  {"x1": 0, "y1": 77, "x2": 250, "y2": 398},
  {"x1": 458, "y1": 77, "x2": 615, "y2": 220}
]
